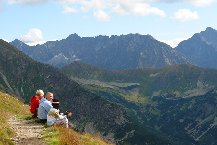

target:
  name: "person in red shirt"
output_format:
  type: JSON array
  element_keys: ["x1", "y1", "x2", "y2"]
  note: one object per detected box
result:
[{"x1": 30, "y1": 89, "x2": 44, "y2": 118}]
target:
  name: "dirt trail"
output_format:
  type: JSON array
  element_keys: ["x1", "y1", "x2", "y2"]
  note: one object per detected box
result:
[{"x1": 8, "y1": 116, "x2": 47, "y2": 145}]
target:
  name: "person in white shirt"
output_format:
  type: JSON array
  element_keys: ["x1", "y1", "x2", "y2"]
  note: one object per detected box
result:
[{"x1": 47, "y1": 98, "x2": 69, "y2": 128}]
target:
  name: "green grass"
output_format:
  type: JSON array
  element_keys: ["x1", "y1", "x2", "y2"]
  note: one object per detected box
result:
[
  {"x1": 0, "y1": 91, "x2": 29, "y2": 145},
  {"x1": 43, "y1": 127, "x2": 60, "y2": 145},
  {"x1": 43, "y1": 125, "x2": 113, "y2": 145},
  {"x1": 122, "y1": 93, "x2": 150, "y2": 104},
  {"x1": 0, "y1": 91, "x2": 113, "y2": 145}
]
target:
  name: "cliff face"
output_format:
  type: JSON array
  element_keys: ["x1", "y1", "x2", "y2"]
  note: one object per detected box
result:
[{"x1": 176, "y1": 27, "x2": 217, "y2": 68}]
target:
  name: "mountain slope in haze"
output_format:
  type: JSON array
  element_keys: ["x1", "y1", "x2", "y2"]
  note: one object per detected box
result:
[
  {"x1": 11, "y1": 34, "x2": 188, "y2": 69},
  {"x1": 176, "y1": 27, "x2": 217, "y2": 68},
  {"x1": 61, "y1": 61, "x2": 217, "y2": 145},
  {"x1": 62, "y1": 62, "x2": 217, "y2": 98},
  {"x1": 0, "y1": 39, "x2": 170, "y2": 145}
]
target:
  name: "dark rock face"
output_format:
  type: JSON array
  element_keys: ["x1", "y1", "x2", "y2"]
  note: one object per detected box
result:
[
  {"x1": 176, "y1": 27, "x2": 217, "y2": 68},
  {"x1": 11, "y1": 34, "x2": 188, "y2": 69}
]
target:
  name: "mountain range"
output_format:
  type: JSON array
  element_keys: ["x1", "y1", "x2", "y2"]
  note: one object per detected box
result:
[
  {"x1": 10, "y1": 27, "x2": 217, "y2": 70},
  {"x1": 10, "y1": 33, "x2": 188, "y2": 70}
]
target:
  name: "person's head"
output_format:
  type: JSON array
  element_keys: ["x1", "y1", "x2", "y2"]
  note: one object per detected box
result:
[
  {"x1": 35, "y1": 89, "x2": 44, "y2": 100},
  {"x1": 52, "y1": 98, "x2": 60, "y2": 109},
  {"x1": 46, "y1": 92, "x2": 53, "y2": 101}
]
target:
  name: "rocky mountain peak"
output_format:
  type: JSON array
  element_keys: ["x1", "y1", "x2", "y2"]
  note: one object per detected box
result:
[
  {"x1": 66, "y1": 33, "x2": 81, "y2": 40},
  {"x1": 176, "y1": 27, "x2": 217, "y2": 68}
]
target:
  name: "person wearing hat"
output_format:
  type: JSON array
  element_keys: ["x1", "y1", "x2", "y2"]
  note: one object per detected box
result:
[
  {"x1": 30, "y1": 89, "x2": 44, "y2": 118},
  {"x1": 47, "y1": 98, "x2": 69, "y2": 128}
]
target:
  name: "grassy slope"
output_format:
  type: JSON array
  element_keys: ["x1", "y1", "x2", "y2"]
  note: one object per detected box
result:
[
  {"x1": 0, "y1": 91, "x2": 113, "y2": 145},
  {"x1": 44, "y1": 126, "x2": 113, "y2": 145},
  {"x1": 0, "y1": 91, "x2": 29, "y2": 145}
]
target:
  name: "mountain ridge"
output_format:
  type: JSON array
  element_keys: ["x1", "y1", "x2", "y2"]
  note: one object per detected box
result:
[
  {"x1": 176, "y1": 27, "x2": 217, "y2": 68},
  {"x1": 11, "y1": 27, "x2": 217, "y2": 69},
  {"x1": 10, "y1": 33, "x2": 189, "y2": 70}
]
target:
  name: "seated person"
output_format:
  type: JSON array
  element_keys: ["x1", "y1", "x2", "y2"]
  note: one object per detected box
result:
[
  {"x1": 47, "y1": 98, "x2": 69, "y2": 128},
  {"x1": 30, "y1": 89, "x2": 44, "y2": 118},
  {"x1": 37, "y1": 92, "x2": 53, "y2": 123}
]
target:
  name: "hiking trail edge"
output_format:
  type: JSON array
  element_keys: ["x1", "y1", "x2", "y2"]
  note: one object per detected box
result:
[{"x1": 8, "y1": 116, "x2": 47, "y2": 145}]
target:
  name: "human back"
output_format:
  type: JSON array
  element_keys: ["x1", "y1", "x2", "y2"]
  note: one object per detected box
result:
[{"x1": 30, "y1": 89, "x2": 44, "y2": 118}]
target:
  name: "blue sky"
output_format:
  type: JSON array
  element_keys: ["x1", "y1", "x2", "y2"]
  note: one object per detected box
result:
[{"x1": 0, "y1": 0, "x2": 217, "y2": 47}]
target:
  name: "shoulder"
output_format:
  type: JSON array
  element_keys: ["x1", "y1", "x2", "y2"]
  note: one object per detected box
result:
[
  {"x1": 39, "y1": 98, "x2": 46, "y2": 103},
  {"x1": 49, "y1": 108, "x2": 58, "y2": 113},
  {"x1": 45, "y1": 100, "x2": 52, "y2": 106},
  {"x1": 31, "y1": 96, "x2": 35, "y2": 99}
]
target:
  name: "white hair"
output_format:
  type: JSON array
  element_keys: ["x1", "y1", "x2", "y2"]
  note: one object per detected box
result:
[{"x1": 36, "y1": 89, "x2": 44, "y2": 96}]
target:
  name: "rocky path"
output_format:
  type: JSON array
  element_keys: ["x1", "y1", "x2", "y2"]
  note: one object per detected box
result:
[{"x1": 8, "y1": 116, "x2": 47, "y2": 145}]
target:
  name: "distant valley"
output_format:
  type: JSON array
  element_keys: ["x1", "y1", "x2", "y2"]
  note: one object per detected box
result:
[{"x1": 61, "y1": 61, "x2": 217, "y2": 145}]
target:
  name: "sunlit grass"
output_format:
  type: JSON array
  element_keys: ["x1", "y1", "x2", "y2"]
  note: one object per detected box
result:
[
  {"x1": 43, "y1": 126, "x2": 113, "y2": 145},
  {"x1": 43, "y1": 127, "x2": 60, "y2": 145},
  {"x1": 123, "y1": 93, "x2": 149, "y2": 104},
  {"x1": 0, "y1": 91, "x2": 114, "y2": 145},
  {"x1": 79, "y1": 133, "x2": 113, "y2": 145},
  {"x1": 0, "y1": 91, "x2": 29, "y2": 145}
]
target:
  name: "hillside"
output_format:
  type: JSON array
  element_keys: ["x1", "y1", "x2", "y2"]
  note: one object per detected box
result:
[
  {"x1": 62, "y1": 62, "x2": 217, "y2": 98},
  {"x1": 61, "y1": 61, "x2": 217, "y2": 145},
  {"x1": 0, "y1": 39, "x2": 170, "y2": 145},
  {"x1": 0, "y1": 91, "x2": 29, "y2": 144},
  {"x1": 0, "y1": 91, "x2": 113, "y2": 145},
  {"x1": 10, "y1": 33, "x2": 188, "y2": 69}
]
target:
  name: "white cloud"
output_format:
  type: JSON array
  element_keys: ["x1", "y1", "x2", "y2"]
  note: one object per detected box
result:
[
  {"x1": 8, "y1": 0, "x2": 48, "y2": 5},
  {"x1": 162, "y1": 38, "x2": 185, "y2": 48},
  {"x1": 92, "y1": 0, "x2": 106, "y2": 10},
  {"x1": 62, "y1": 6, "x2": 78, "y2": 13},
  {"x1": 20, "y1": 28, "x2": 44, "y2": 44},
  {"x1": 132, "y1": 3, "x2": 166, "y2": 16},
  {"x1": 3, "y1": 39, "x2": 9, "y2": 42},
  {"x1": 110, "y1": 0, "x2": 166, "y2": 17},
  {"x1": 59, "y1": 0, "x2": 166, "y2": 20},
  {"x1": 93, "y1": 10, "x2": 111, "y2": 21},
  {"x1": 7, "y1": 0, "x2": 166, "y2": 19},
  {"x1": 187, "y1": 0, "x2": 214, "y2": 7},
  {"x1": 173, "y1": 9, "x2": 199, "y2": 22},
  {"x1": 154, "y1": 0, "x2": 214, "y2": 7},
  {"x1": 56, "y1": 0, "x2": 85, "y2": 4},
  {"x1": 7, "y1": 0, "x2": 215, "y2": 8}
]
